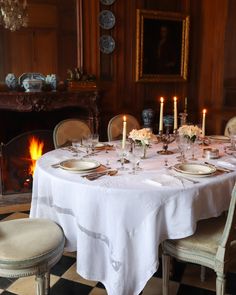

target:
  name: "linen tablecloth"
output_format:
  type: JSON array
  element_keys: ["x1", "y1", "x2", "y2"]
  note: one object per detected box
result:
[{"x1": 30, "y1": 143, "x2": 236, "y2": 295}]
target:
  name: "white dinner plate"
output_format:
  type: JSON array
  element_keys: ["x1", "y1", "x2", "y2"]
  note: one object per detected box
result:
[
  {"x1": 173, "y1": 163, "x2": 216, "y2": 176},
  {"x1": 59, "y1": 159, "x2": 100, "y2": 172},
  {"x1": 208, "y1": 135, "x2": 230, "y2": 142}
]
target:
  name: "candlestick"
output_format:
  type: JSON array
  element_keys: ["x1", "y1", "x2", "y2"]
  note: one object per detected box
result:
[
  {"x1": 122, "y1": 115, "x2": 127, "y2": 149},
  {"x1": 184, "y1": 97, "x2": 187, "y2": 114},
  {"x1": 202, "y1": 109, "x2": 207, "y2": 137},
  {"x1": 159, "y1": 97, "x2": 164, "y2": 133},
  {"x1": 173, "y1": 96, "x2": 178, "y2": 130}
]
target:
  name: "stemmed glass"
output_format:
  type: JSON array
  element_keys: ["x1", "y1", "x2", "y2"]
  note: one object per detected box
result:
[
  {"x1": 71, "y1": 139, "x2": 82, "y2": 157},
  {"x1": 176, "y1": 135, "x2": 189, "y2": 163},
  {"x1": 115, "y1": 142, "x2": 129, "y2": 171}
]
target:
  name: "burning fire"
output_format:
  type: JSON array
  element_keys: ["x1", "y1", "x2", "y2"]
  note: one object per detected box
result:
[{"x1": 29, "y1": 136, "x2": 44, "y2": 175}]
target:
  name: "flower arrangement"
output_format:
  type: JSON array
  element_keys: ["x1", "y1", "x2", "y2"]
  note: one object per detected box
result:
[
  {"x1": 128, "y1": 128, "x2": 155, "y2": 145},
  {"x1": 178, "y1": 125, "x2": 202, "y2": 142}
]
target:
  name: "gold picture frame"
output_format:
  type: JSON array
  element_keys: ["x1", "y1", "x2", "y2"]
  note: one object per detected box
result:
[{"x1": 135, "y1": 9, "x2": 190, "y2": 82}]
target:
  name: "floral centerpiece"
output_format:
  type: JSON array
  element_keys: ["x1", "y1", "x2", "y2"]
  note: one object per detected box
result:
[
  {"x1": 128, "y1": 128, "x2": 156, "y2": 158},
  {"x1": 178, "y1": 125, "x2": 202, "y2": 142}
]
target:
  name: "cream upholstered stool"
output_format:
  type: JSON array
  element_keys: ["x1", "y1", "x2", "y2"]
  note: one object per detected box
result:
[
  {"x1": 107, "y1": 114, "x2": 140, "y2": 141},
  {"x1": 0, "y1": 218, "x2": 65, "y2": 295},
  {"x1": 53, "y1": 118, "x2": 91, "y2": 148},
  {"x1": 224, "y1": 116, "x2": 236, "y2": 137},
  {"x1": 162, "y1": 184, "x2": 236, "y2": 295}
]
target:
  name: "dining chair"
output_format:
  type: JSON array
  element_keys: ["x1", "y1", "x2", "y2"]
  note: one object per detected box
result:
[
  {"x1": 224, "y1": 116, "x2": 236, "y2": 137},
  {"x1": 0, "y1": 218, "x2": 65, "y2": 295},
  {"x1": 53, "y1": 118, "x2": 91, "y2": 148},
  {"x1": 107, "y1": 114, "x2": 140, "y2": 141},
  {"x1": 162, "y1": 183, "x2": 236, "y2": 295}
]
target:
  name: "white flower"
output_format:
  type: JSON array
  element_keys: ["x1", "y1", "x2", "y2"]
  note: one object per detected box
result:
[
  {"x1": 128, "y1": 128, "x2": 155, "y2": 145},
  {"x1": 178, "y1": 125, "x2": 202, "y2": 142}
]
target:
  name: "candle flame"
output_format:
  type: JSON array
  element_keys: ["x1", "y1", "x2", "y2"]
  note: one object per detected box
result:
[
  {"x1": 173, "y1": 96, "x2": 177, "y2": 102},
  {"x1": 160, "y1": 97, "x2": 164, "y2": 103},
  {"x1": 123, "y1": 115, "x2": 126, "y2": 122},
  {"x1": 203, "y1": 109, "x2": 207, "y2": 114},
  {"x1": 29, "y1": 136, "x2": 44, "y2": 175}
]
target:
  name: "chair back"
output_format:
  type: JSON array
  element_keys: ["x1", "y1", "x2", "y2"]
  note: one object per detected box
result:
[
  {"x1": 216, "y1": 184, "x2": 236, "y2": 263},
  {"x1": 224, "y1": 117, "x2": 236, "y2": 137},
  {"x1": 107, "y1": 114, "x2": 140, "y2": 141},
  {"x1": 53, "y1": 118, "x2": 91, "y2": 148}
]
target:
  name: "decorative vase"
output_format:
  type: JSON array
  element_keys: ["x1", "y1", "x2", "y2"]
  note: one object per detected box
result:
[
  {"x1": 142, "y1": 144, "x2": 148, "y2": 159},
  {"x1": 142, "y1": 108, "x2": 155, "y2": 131}
]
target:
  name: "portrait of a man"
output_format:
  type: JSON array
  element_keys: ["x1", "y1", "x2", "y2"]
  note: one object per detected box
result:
[{"x1": 135, "y1": 10, "x2": 189, "y2": 82}]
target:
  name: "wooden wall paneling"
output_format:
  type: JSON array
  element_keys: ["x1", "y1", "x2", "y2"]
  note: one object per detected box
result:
[{"x1": 197, "y1": 0, "x2": 228, "y2": 135}]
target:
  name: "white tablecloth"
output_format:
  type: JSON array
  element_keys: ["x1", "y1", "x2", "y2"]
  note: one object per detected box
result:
[{"x1": 30, "y1": 142, "x2": 236, "y2": 295}]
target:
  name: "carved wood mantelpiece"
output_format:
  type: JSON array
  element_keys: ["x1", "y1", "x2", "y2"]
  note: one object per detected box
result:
[{"x1": 0, "y1": 90, "x2": 100, "y2": 132}]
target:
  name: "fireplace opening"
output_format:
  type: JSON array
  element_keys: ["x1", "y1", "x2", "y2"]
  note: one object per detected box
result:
[{"x1": 0, "y1": 130, "x2": 54, "y2": 195}]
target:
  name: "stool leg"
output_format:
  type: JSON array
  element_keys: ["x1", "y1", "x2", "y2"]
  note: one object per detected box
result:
[
  {"x1": 162, "y1": 253, "x2": 171, "y2": 295},
  {"x1": 216, "y1": 272, "x2": 225, "y2": 295},
  {"x1": 45, "y1": 272, "x2": 50, "y2": 295},
  {"x1": 36, "y1": 273, "x2": 46, "y2": 295}
]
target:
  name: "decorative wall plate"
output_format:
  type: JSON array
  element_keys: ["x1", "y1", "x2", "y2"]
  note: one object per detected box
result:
[
  {"x1": 100, "y1": 0, "x2": 116, "y2": 5},
  {"x1": 19, "y1": 73, "x2": 45, "y2": 85},
  {"x1": 99, "y1": 35, "x2": 115, "y2": 54},
  {"x1": 99, "y1": 10, "x2": 115, "y2": 30}
]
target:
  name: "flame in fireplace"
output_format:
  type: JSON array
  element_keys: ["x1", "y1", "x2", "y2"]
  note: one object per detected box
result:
[{"x1": 29, "y1": 136, "x2": 44, "y2": 175}]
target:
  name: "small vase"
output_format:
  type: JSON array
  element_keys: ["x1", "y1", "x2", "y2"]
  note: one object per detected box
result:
[{"x1": 142, "y1": 144, "x2": 147, "y2": 159}]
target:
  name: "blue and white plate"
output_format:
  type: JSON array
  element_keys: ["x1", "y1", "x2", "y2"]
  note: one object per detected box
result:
[
  {"x1": 99, "y1": 10, "x2": 115, "y2": 30},
  {"x1": 100, "y1": 0, "x2": 116, "y2": 5},
  {"x1": 99, "y1": 35, "x2": 115, "y2": 54}
]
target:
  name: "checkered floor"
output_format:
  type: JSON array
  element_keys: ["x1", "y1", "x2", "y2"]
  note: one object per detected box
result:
[{"x1": 0, "y1": 209, "x2": 236, "y2": 295}]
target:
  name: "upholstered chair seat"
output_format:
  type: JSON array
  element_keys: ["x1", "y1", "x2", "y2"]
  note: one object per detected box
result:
[
  {"x1": 0, "y1": 218, "x2": 65, "y2": 295},
  {"x1": 162, "y1": 184, "x2": 236, "y2": 295},
  {"x1": 224, "y1": 116, "x2": 236, "y2": 137}
]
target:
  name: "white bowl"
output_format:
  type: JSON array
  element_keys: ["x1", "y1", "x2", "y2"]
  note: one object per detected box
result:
[{"x1": 23, "y1": 79, "x2": 43, "y2": 92}]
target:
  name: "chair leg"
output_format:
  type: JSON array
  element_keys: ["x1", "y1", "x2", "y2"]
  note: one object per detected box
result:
[
  {"x1": 162, "y1": 253, "x2": 171, "y2": 295},
  {"x1": 35, "y1": 273, "x2": 46, "y2": 295},
  {"x1": 200, "y1": 266, "x2": 206, "y2": 282},
  {"x1": 45, "y1": 272, "x2": 50, "y2": 295},
  {"x1": 216, "y1": 272, "x2": 226, "y2": 295}
]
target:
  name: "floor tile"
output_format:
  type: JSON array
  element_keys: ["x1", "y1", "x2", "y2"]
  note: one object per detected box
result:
[
  {"x1": 51, "y1": 255, "x2": 76, "y2": 277},
  {"x1": 7, "y1": 275, "x2": 59, "y2": 295},
  {"x1": 181, "y1": 264, "x2": 216, "y2": 291},
  {"x1": 96, "y1": 282, "x2": 106, "y2": 289},
  {"x1": 51, "y1": 278, "x2": 93, "y2": 295},
  {"x1": 62, "y1": 263, "x2": 97, "y2": 287},
  {"x1": 177, "y1": 284, "x2": 216, "y2": 295},
  {"x1": 226, "y1": 272, "x2": 236, "y2": 294},
  {"x1": 89, "y1": 287, "x2": 108, "y2": 295},
  {"x1": 0, "y1": 278, "x2": 17, "y2": 290},
  {"x1": 1, "y1": 212, "x2": 29, "y2": 221}
]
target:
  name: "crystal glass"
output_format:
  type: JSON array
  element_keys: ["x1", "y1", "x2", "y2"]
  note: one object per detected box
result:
[
  {"x1": 71, "y1": 140, "x2": 81, "y2": 157},
  {"x1": 128, "y1": 144, "x2": 143, "y2": 174},
  {"x1": 176, "y1": 135, "x2": 189, "y2": 163},
  {"x1": 115, "y1": 142, "x2": 129, "y2": 171}
]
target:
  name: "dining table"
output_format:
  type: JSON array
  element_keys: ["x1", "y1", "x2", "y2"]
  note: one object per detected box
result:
[{"x1": 30, "y1": 138, "x2": 236, "y2": 295}]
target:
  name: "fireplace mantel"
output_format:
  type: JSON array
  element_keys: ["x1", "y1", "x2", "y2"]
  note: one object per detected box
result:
[{"x1": 0, "y1": 90, "x2": 100, "y2": 133}]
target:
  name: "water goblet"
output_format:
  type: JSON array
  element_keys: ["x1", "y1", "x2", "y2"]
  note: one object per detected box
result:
[
  {"x1": 176, "y1": 135, "x2": 188, "y2": 163},
  {"x1": 115, "y1": 142, "x2": 129, "y2": 171},
  {"x1": 91, "y1": 133, "x2": 99, "y2": 152},
  {"x1": 71, "y1": 139, "x2": 81, "y2": 157}
]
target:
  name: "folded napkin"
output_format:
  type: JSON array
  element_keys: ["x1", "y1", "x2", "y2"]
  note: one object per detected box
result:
[
  {"x1": 143, "y1": 174, "x2": 182, "y2": 187},
  {"x1": 216, "y1": 160, "x2": 236, "y2": 170}
]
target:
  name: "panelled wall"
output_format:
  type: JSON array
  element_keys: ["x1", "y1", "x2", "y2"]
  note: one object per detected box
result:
[{"x1": 79, "y1": 0, "x2": 236, "y2": 140}]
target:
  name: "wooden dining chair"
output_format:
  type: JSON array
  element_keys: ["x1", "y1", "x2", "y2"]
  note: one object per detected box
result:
[
  {"x1": 107, "y1": 114, "x2": 140, "y2": 141},
  {"x1": 224, "y1": 116, "x2": 236, "y2": 137},
  {"x1": 162, "y1": 184, "x2": 236, "y2": 295},
  {"x1": 53, "y1": 118, "x2": 91, "y2": 148},
  {"x1": 0, "y1": 218, "x2": 65, "y2": 295}
]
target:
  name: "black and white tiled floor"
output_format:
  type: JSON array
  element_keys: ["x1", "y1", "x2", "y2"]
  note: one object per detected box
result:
[{"x1": 0, "y1": 206, "x2": 236, "y2": 295}]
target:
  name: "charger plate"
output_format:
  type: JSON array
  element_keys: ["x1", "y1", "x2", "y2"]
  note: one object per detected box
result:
[
  {"x1": 59, "y1": 159, "x2": 100, "y2": 173},
  {"x1": 173, "y1": 163, "x2": 216, "y2": 176}
]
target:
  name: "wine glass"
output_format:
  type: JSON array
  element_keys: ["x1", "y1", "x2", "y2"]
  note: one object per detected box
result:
[
  {"x1": 71, "y1": 139, "x2": 82, "y2": 157},
  {"x1": 115, "y1": 142, "x2": 129, "y2": 171}
]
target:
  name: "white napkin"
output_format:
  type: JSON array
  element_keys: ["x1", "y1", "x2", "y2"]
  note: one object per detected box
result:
[
  {"x1": 143, "y1": 174, "x2": 182, "y2": 187},
  {"x1": 216, "y1": 160, "x2": 236, "y2": 169}
]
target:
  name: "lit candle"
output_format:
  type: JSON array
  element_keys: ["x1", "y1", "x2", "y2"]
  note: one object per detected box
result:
[
  {"x1": 202, "y1": 109, "x2": 207, "y2": 137},
  {"x1": 159, "y1": 97, "x2": 164, "y2": 133},
  {"x1": 122, "y1": 115, "x2": 127, "y2": 149},
  {"x1": 173, "y1": 96, "x2": 178, "y2": 130}
]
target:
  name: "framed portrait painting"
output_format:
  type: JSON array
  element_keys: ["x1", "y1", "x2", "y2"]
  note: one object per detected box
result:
[{"x1": 135, "y1": 9, "x2": 190, "y2": 82}]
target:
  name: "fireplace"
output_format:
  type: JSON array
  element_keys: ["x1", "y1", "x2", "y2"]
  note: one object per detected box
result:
[
  {"x1": 0, "y1": 130, "x2": 54, "y2": 195},
  {"x1": 0, "y1": 90, "x2": 100, "y2": 198}
]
